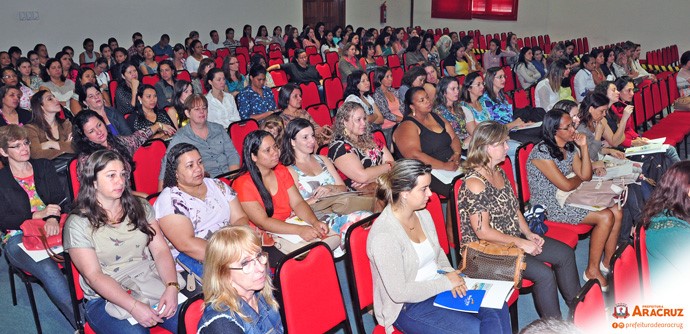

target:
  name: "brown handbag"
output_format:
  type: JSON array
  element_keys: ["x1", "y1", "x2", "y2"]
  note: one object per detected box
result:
[
  {"x1": 460, "y1": 240, "x2": 527, "y2": 289},
  {"x1": 310, "y1": 192, "x2": 376, "y2": 215}
]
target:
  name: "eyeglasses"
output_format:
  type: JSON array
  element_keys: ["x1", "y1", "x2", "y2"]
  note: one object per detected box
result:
[
  {"x1": 557, "y1": 123, "x2": 575, "y2": 131},
  {"x1": 7, "y1": 140, "x2": 31, "y2": 149},
  {"x1": 228, "y1": 252, "x2": 269, "y2": 274},
  {"x1": 2, "y1": 74, "x2": 17, "y2": 79}
]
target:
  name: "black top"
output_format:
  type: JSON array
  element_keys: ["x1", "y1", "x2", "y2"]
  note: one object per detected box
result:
[
  {"x1": 105, "y1": 106, "x2": 133, "y2": 136},
  {"x1": 395, "y1": 112, "x2": 454, "y2": 162},
  {"x1": 443, "y1": 53, "x2": 457, "y2": 68},
  {"x1": 280, "y1": 63, "x2": 321, "y2": 85},
  {"x1": 0, "y1": 159, "x2": 67, "y2": 231},
  {"x1": 600, "y1": 63, "x2": 616, "y2": 79},
  {"x1": 0, "y1": 108, "x2": 32, "y2": 127}
]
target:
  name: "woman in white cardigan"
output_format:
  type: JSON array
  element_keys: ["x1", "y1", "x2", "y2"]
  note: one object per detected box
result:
[{"x1": 367, "y1": 159, "x2": 511, "y2": 334}]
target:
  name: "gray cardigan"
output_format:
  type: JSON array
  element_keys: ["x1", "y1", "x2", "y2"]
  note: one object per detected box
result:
[{"x1": 366, "y1": 205, "x2": 454, "y2": 334}]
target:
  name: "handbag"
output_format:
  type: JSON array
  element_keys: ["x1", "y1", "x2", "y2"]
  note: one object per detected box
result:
[
  {"x1": 460, "y1": 240, "x2": 527, "y2": 289},
  {"x1": 563, "y1": 179, "x2": 628, "y2": 209},
  {"x1": 20, "y1": 214, "x2": 66, "y2": 262},
  {"x1": 310, "y1": 192, "x2": 376, "y2": 215},
  {"x1": 105, "y1": 261, "x2": 185, "y2": 320},
  {"x1": 524, "y1": 204, "x2": 548, "y2": 235}
]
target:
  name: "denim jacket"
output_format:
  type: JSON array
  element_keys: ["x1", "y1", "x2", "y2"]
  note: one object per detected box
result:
[{"x1": 197, "y1": 293, "x2": 284, "y2": 334}]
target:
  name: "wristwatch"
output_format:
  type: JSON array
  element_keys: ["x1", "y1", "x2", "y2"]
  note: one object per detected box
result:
[{"x1": 166, "y1": 282, "x2": 180, "y2": 291}]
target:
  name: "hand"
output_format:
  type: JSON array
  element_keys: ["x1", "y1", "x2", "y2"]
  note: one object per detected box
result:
[
  {"x1": 519, "y1": 238, "x2": 542, "y2": 256},
  {"x1": 608, "y1": 150, "x2": 626, "y2": 160},
  {"x1": 156, "y1": 287, "x2": 179, "y2": 319},
  {"x1": 130, "y1": 79, "x2": 140, "y2": 92},
  {"x1": 130, "y1": 300, "x2": 163, "y2": 328},
  {"x1": 594, "y1": 167, "x2": 607, "y2": 177},
  {"x1": 312, "y1": 221, "x2": 330, "y2": 238},
  {"x1": 527, "y1": 233, "x2": 544, "y2": 247},
  {"x1": 631, "y1": 137, "x2": 649, "y2": 147},
  {"x1": 573, "y1": 132, "x2": 587, "y2": 147},
  {"x1": 622, "y1": 105, "x2": 634, "y2": 117},
  {"x1": 40, "y1": 141, "x2": 60, "y2": 150},
  {"x1": 445, "y1": 271, "x2": 467, "y2": 298},
  {"x1": 443, "y1": 159, "x2": 460, "y2": 171},
  {"x1": 67, "y1": 133, "x2": 73, "y2": 142},
  {"x1": 43, "y1": 218, "x2": 60, "y2": 237},
  {"x1": 297, "y1": 225, "x2": 321, "y2": 242},
  {"x1": 510, "y1": 118, "x2": 525, "y2": 129},
  {"x1": 160, "y1": 124, "x2": 176, "y2": 136},
  {"x1": 33, "y1": 204, "x2": 61, "y2": 219},
  {"x1": 311, "y1": 186, "x2": 332, "y2": 199}
]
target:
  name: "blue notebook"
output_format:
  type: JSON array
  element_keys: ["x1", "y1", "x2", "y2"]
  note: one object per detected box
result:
[{"x1": 433, "y1": 290, "x2": 486, "y2": 313}]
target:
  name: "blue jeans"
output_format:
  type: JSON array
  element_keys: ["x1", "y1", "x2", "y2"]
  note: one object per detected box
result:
[
  {"x1": 85, "y1": 297, "x2": 181, "y2": 334},
  {"x1": 393, "y1": 296, "x2": 511, "y2": 334},
  {"x1": 4, "y1": 234, "x2": 76, "y2": 329}
]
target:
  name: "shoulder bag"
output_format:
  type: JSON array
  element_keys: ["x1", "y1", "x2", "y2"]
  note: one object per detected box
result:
[
  {"x1": 20, "y1": 214, "x2": 67, "y2": 263},
  {"x1": 460, "y1": 240, "x2": 527, "y2": 289}
]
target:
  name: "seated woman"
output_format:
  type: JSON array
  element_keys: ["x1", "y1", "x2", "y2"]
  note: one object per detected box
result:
[
  {"x1": 527, "y1": 109, "x2": 623, "y2": 290},
  {"x1": 461, "y1": 36, "x2": 483, "y2": 74},
  {"x1": 534, "y1": 59, "x2": 573, "y2": 110},
  {"x1": 0, "y1": 125, "x2": 76, "y2": 329},
  {"x1": 301, "y1": 27, "x2": 321, "y2": 50},
  {"x1": 159, "y1": 94, "x2": 240, "y2": 189},
  {"x1": 191, "y1": 58, "x2": 216, "y2": 94},
  {"x1": 237, "y1": 65, "x2": 277, "y2": 121},
  {"x1": 277, "y1": 83, "x2": 332, "y2": 147},
  {"x1": 458, "y1": 72, "x2": 485, "y2": 140},
  {"x1": 372, "y1": 66, "x2": 404, "y2": 141},
  {"x1": 69, "y1": 67, "x2": 102, "y2": 114},
  {"x1": 368, "y1": 158, "x2": 511, "y2": 334},
  {"x1": 610, "y1": 77, "x2": 681, "y2": 163},
  {"x1": 249, "y1": 54, "x2": 276, "y2": 89},
  {"x1": 504, "y1": 33, "x2": 520, "y2": 67},
  {"x1": 443, "y1": 42, "x2": 469, "y2": 77},
  {"x1": 320, "y1": 30, "x2": 339, "y2": 58},
  {"x1": 344, "y1": 70, "x2": 384, "y2": 131},
  {"x1": 641, "y1": 161, "x2": 690, "y2": 293},
  {"x1": 612, "y1": 49, "x2": 631, "y2": 78},
  {"x1": 404, "y1": 37, "x2": 426, "y2": 68},
  {"x1": 1, "y1": 67, "x2": 34, "y2": 110},
  {"x1": 482, "y1": 39, "x2": 516, "y2": 70},
  {"x1": 573, "y1": 54, "x2": 597, "y2": 102},
  {"x1": 80, "y1": 83, "x2": 133, "y2": 136},
  {"x1": 531, "y1": 46, "x2": 548, "y2": 78},
  {"x1": 167, "y1": 81, "x2": 193, "y2": 128},
  {"x1": 128, "y1": 84, "x2": 177, "y2": 140},
  {"x1": 26, "y1": 91, "x2": 74, "y2": 159},
  {"x1": 435, "y1": 35, "x2": 452, "y2": 62},
  {"x1": 233, "y1": 130, "x2": 340, "y2": 264},
  {"x1": 139, "y1": 46, "x2": 159, "y2": 75},
  {"x1": 206, "y1": 68, "x2": 241, "y2": 129},
  {"x1": 39, "y1": 58, "x2": 75, "y2": 112},
  {"x1": 433, "y1": 76, "x2": 473, "y2": 149},
  {"x1": 515, "y1": 47, "x2": 542, "y2": 90},
  {"x1": 398, "y1": 66, "x2": 427, "y2": 105},
  {"x1": 114, "y1": 62, "x2": 140, "y2": 116},
  {"x1": 458, "y1": 121, "x2": 580, "y2": 318},
  {"x1": 72, "y1": 110, "x2": 173, "y2": 176},
  {"x1": 197, "y1": 226, "x2": 283, "y2": 334},
  {"x1": 338, "y1": 43, "x2": 365, "y2": 85},
  {"x1": 393, "y1": 87, "x2": 461, "y2": 196},
  {"x1": 281, "y1": 118, "x2": 372, "y2": 240},
  {"x1": 16, "y1": 57, "x2": 43, "y2": 92},
  {"x1": 223, "y1": 56, "x2": 246, "y2": 97},
  {"x1": 154, "y1": 60, "x2": 176, "y2": 109},
  {"x1": 587, "y1": 83, "x2": 632, "y2": 156},
  {"x1": 156, "y1": 143, "x2": 248, "y2": 268},
  {"x1": 589, "y1": 49, "x2": 607, "y2": 86},
  {"x1": 185, "y1": 40, "x2": 208, "y2": 78},
  {"x1": 420, "y1": 34, "x2": 440, "y2": 68},
  {"x1": 359, "y1": 42, "x2": 378, "y2": 73},
  {"x1": 328, "y1": 102, "x2": 394, "y2": 191},
  {"x1": 172, "y1": 44, "x2": 187, "y2": 72},
  {"x1": 0, "y1": 85, "x2": 32, "y2": 127},
  {"x1": 600, "y1": 49, "x2": 617, "y2": 81},
  {"x1": 64, "y1": 150, "x2": 182, "y2": 333},
  {"x1": 374, "y1": 32, "x2": 392, "y2": 57}
]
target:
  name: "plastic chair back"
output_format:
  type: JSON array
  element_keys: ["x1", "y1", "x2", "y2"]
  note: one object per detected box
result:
[
  {"x1": 306, "y1": 104, "x2": 333, "y2": 127},
  {"x1": 178, "y1": 293, "x2": 205, "y2": 334},
  {"x1": 571, "y1": 280, "x2": 607, "y2": 330},
  {"x1": 323, "y1": 78, "x2": 344, "y2": 110},
  {"x1": 270, "y1": 69, "x2": 288, "y2": 87},
  {"x1": 228, "y1": 119, "x2": 259, "y2": 163},
  {"x1": 299, "y1": 81, "x2": 321, "y2": 108},
  {"x1": 611, "y1": 244, "x2": 642, "y2": 305},
  {"x1": 132, "y1": 139, "x2": 167, "y2": 195}
]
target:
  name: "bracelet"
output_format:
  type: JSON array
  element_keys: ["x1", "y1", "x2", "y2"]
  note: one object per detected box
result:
[
  {"x1": 158, "y1": 122, "x2": 163, "y2": 131},
  {"x1": 129, "y1": 300, "x2": 138, "y2": 314},
  {"x1": 166, "y1": 282, "x2": 180, "y2": 292}
]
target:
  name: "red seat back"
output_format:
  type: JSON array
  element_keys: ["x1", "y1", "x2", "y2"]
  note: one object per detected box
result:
[
  {"x1": 269, "y1": 43, "x2": 282, "y2": 51},
  {"x1": 68, "y1": 158, "x2": 80, "y2": 200},
  {"x1": 387, "y1": 55, "x2": 401, "y2": 68},
  {"x1": 275, "y1": 242, "x2": 350, "y2": 333},
  {"x1": 309, "y1": 54, "x2": 322, "y2": 66},
  {"x1": 228, "y1": 119, "x2": 259, "y2": 164},
  {"x1": 237, "y1": 53, "x2": 248, "y2": 76},
  {"x1": 325, "y1": 52, "x2": 340, "y2": 75},
  {"x1": 252, "y1": 45, "x2": 267, "y2": 58},
  {"x1": 323, "y1": 77, "x2": 344, "y2": 110},
  {"x1": 390, "y1": 67, "x2": 403, "y2": 89},
  {"x1": 178, "y1": 294, "x2": 205, "y2": 334},
  {"x1": 306, "y1": 103, "x2": 333, "y2": 127},
  {"x1": 132, "y1": 139, "x2": 167, "y2": 195},
  {"x1": 305, "y1": 46, "x2": 318, "y2": 56},
  {"x1": 374, "y1": 56, "x2": 385, "y2": 67},
  {"x1": 142, "y1": 74, "x2": 159, "y2": 86},
  {"x1": 571, "y1": 280, "x2": 607, "y2": 330},
  {"x1": 426, "y1": 193, "x2": 449, "y2": 255},
  {"x1": 268, "y1": 57, "x2": 283, "y2": 67},
  {"x1": 109, "y1": 81, "x2": 118, "y2": 107},
  {"x1": 154, "y1": 55, "x2": 169, "y2": 63},
  {"x1": 315, "y1": 63, "x2": 331, "y2": 79},
  {"x1": 177, "y1": 70, "x2": 191, "y2": 82},
  {"x1": 270, "y1": 69, "x2": 288, "y2": 87},
  {"x1": 272, "y1": 87, "x2": 280, "y2": 106},
  {"x1": 214, "y1": 56, "x2": 224, "y2": 69},
  {"x1": 634, "y1": 224, "x2": 651, "y2": 297},
  {"x1": 513, "y1": 89, "x2": 530, "y2": 109},
  {"x1": 269, "y1": 49, "x2": 283, "y2": 59},
  {"x1": 299, "y1": 81, "x2": 321, "y2": 109},
  {"x1": 344, "y1": 215, "x2": 378, "y2": 333},
  {"x1": 216, "y1": 48, "x2": 230, "y2": 59},
  {"x1": 235, "y1": 47, "x2": 249, "y2": 63},
  {"x1": 502, "y1": 66, "x2": 516, "y2": 92},
  {"x1": 515, "y1": 143, "x2": 535, "y2": 207},
  {"x1": 611, "y1": 244, "x2": 642, "y2": 305},
  {"x1": 633, "y1": 90, "x2": 645, "y2": 129}
]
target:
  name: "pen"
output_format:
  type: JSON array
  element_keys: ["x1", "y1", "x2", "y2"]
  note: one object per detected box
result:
[{"x1": 436, "y1": 269, "x2": 466, "y2": 277}]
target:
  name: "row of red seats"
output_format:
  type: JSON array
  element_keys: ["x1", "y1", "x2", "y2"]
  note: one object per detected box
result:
[
  {"x1": 549, "y1": 37, "x2": 590, "y2": 56},
  {"x1": 645, "y1": 45, "x2": 679, "y2": 71}
]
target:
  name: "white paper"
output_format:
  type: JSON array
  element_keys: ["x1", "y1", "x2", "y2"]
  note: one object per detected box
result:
[
  {"x1": 431, "y1": 167, "x2": 464, "y2": 185},
  {"x1": 567, "y1": 203, "x2": 607, "y2": 211},
  {"x1": 269, "y1": 217, "x2": 312, "y2": 243},
  {"x1": 126, "y1": 293, "x2": 188, "y2": 325},
  {"x1": 510, "y1": 121, "x2": 542, "y2": 131},
  {"x1": 625, "y1": 141, "x2": 669, "y2": 156},
  {"x1": 463, "y1": 277, "x2": 514, "y2": 309},
  {"x1": 646, "y1": 137, "x2": 666, "y2": 145},
  {"x1": 18, "y1": 243, "x2": 63, "y2": 262}
]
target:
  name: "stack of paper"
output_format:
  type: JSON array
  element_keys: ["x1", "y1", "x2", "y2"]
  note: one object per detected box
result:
[
  {"x1": 625, "y1": 138, "x2": 669, "y2": 156},
  {"x1": 431, "y1": 167, "x2": 464, "y2": 185}
]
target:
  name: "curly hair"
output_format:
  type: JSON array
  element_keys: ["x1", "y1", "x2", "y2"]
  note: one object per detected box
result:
[{"x1": 332, "y1": 101, "x2": 375, "y2": 150}]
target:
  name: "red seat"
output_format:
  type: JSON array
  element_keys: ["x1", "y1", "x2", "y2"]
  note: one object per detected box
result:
[
  {"x1": 215, "y1": 47, "x2": 230, "y2": 59},
  {"x1": 177, "y1": 70, "x2": 191, "y2": 82},
  {"x1": 305, "y1": 46, "x2": 318, "y2": 56},
  {"x1": 390, "y1": 66, "x2": 403, "y2": 89},
  {"x1": 502, "y1": 66, "x2": 516, "y2": 93},
  {"x1": 570, "y1": 279, "x2": 607, "y2": 331},
  {"x1": 315, "y1": 63, "x2": 331, "y2": 79},
  {"x1": 634, "y1": 224, "x2": 651, "y2": 297},
  {"x1": 426, "y1": 193, "x2": 450, "y2": 257},
  {"x1": 235, "y1": 46, "x2": 250, "y2": 64},
  {"x1": 68, "y1": 158, "x2": 80, "y2": 200},
  {"x1": 275, "y1": 242, "x2": 352, "y2": 333},
  {"x1": 268, "y1": 57, "x2": 283, "y2": 67},
  {"x1": 142, "y1": 74, "x2": 159, "y2": 86},
  {"x1": 109, "y1": 80, "x2": 118, "y2": 108},
  {"x1": 272, "y1": 86, "x2": 280, "y2": 106},
  {"x1": 323, "y1": 77, "x2": 344, "y2": 110},
  {"x1": 214, "y1": 56, "x2": 223, "y2": 69},
  {"x1": 308, "y1": 53, "x2": 322, "y2": 66},
  {"x1": 270, "y1": 69, "x2": 288, "y2": 87},
  {"x1": 299, "y1": 81, "x2": 321, "y2": 109},
  {"x1": 252, "y1": 44, "x2": 267, "y2": 58},
  {"x1": 132, "y1": 139, "x2": 167, "y2": 196},
  {"x1": 154, "y1": 55, "x2": 169, "y2": 63},
  {"x1": 269, "y1": 43, "x2": 282, "y2": 51},
  {"x1": 513, "y1": 89, "x2": 530, "y2": 109},
  {"x1": 269, "y1": 49, "x2": 283, "y2": 60},
  {"x1": 228, "y1": 119, "x2": 259, "y2": 164},
  {"x1": 611, "y1": 244, "x2": 642, "y2": 305},
  {"x1": 386, "y1": 55, "x2": 401, "y2": 68},
  {"x1": 236, "y1": 53, "x2": 248, "y2": 75},
  {"x1": 325, "y1": 52, "x2": 340, "y2": 76},
  {"x1": 178, "y1": 293, "x2": 205, "y2": 334},
  {"x1": 306, "y1": 103, "x2": 333, "y2": 127},
  {"x1": 374, "y1": 56, "x2": 385, "y2": 67}
]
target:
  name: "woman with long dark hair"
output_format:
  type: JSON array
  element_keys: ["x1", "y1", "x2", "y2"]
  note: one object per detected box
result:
[
  {"x1": 80, "y1": 83, "x2": 132, "y2": 136},
  {"x1": 166, "y1": 80, "x2": 193, "y2": 128},
  {"x1": 344, "y1": 70, "x2": 384, "y2": 130},
  {"x1": 39, "y1": 57, "x2": 75, "y2": 111},
  {"x1": 26, "y1": 90, "x2": 74, "y2": 159},
  {"x1": 65, "y1": 150, "x2": 181, "y2": 332},
  {"x1": 277, "y1": 83, "x2": 332, "y2": 146},
  {"x1": 154, "y1": 60, "x2": 176, "y2": 109}
]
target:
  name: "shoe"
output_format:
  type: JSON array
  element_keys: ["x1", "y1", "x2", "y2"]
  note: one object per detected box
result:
[
  {"x1": 600, "y1": 261, "x2": 610, "y2": 276},
  {"x1": 583, "y1": 271, "x2": 609, "y2": 292}
]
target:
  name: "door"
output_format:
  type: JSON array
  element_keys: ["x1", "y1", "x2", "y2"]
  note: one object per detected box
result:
[{"x1": 303, "y1": 0, "x2": 345, "y2": 30}]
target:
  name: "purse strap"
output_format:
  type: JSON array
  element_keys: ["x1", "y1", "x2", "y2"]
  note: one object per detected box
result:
[{"x1": 39, "y1": 229, "x2": 64, "y2": 263}]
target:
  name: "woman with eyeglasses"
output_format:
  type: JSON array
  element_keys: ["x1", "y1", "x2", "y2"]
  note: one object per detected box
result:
[{"x1": 198, "y1": 226, "x2": 283, "y2": 333}]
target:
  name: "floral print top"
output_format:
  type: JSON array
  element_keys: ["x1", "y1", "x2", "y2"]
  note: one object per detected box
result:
[
  {"x1": 478, "y1": 92, "x2": 513, "y2": 125},
  {"x1": 328, "y1": 136, "x2": 385, "y2": 187},
  {"x1": 14, "y1": 174, "x2": 46, "y2": 213},
  {"x1": 433, "y1": 103, "x2": 468, "y2": 141}
]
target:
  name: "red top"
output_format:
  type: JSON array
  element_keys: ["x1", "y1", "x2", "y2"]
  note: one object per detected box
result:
[
  {"x1": 233, "y1": 164, "x2": 295, "y2": 221},
  {"x1": 610, "y1": 101, "x2": 638, "y2": 148}
]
